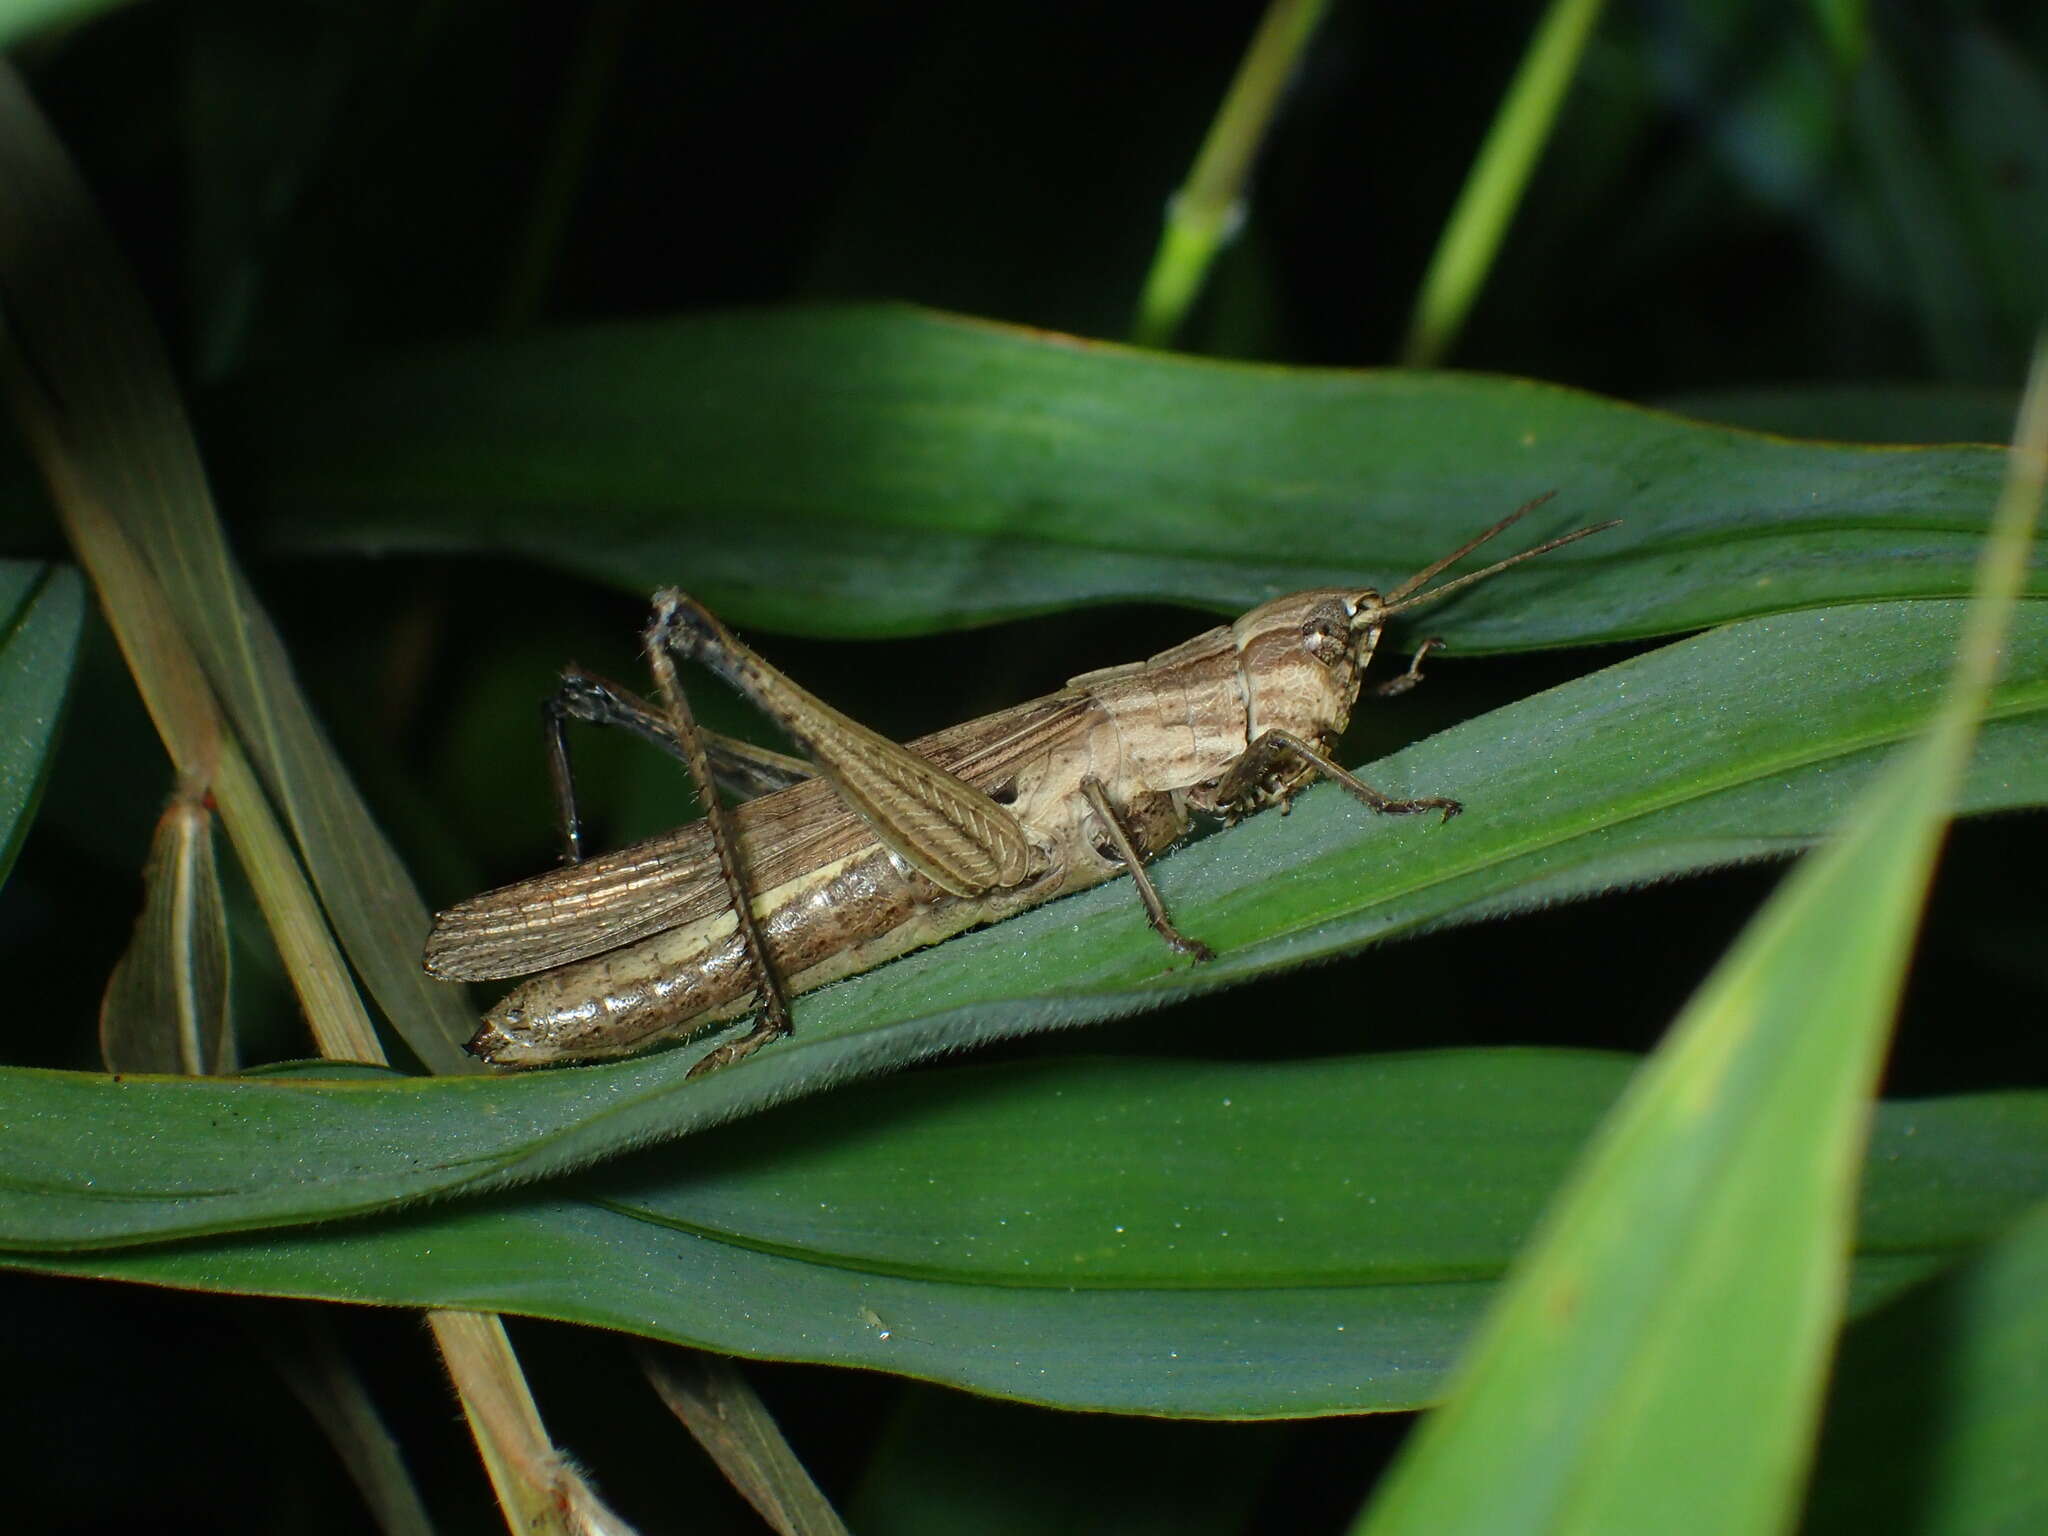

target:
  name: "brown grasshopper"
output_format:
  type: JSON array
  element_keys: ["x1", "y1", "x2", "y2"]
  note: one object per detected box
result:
[{"x1": 425, "y1": 496, "x2": 1615, "y2": 1073}]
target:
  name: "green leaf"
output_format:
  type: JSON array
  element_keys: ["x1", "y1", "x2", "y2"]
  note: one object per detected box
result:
[
  {"x1": 7, "y1": 1051, "x2": 2044, "y2": 1418},
  {"x1": 0, "y1": 0, "x2": 135, "y2": 48},
  {"x1": 0, "y1": 63, "x2": 476, "y2": 1074},
  {"x1": 1656, "y1": 384, "x2": 2017, "y2": 445},
  {"x1": 1348, "y1": 350, "x2": 2044, "y2": 1535},
  {"x1": 1, "y1": 598, "x2": 2045, "y2": 1251},
  {"x1": 1806, "y1": 1198, "x2": 2048, "y2": 1536},
  {"x1": 1401, "y1": 0, "x2": 1612, "y2": 366},
  {"x1": 0, "y1": 563, "x2": 83, "y2": 888},
  {"x1": 212, "y1": 305, "x2": 2029, "y2": 640}
]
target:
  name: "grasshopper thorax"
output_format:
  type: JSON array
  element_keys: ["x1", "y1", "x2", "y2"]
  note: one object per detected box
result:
[{"x1": 1228, "y1": 587, "x2": 1384, "y2": 755}]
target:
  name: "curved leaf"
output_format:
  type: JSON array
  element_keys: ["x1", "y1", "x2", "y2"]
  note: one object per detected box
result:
[
  {"x1": 0, "y1": 62, "x2": 475, "y2": 1073},
  {"x1": 0, "y1": 599, "x2": 2044, "y2": 1250},
  {"x1": 215, "y1": 305, "x2": 2031, "y2": 640},
  {"x1": 1807, "y1": 1198, "x2": 2048, "y2": 1535},
  {"x1": 1350, "y1": 359, "x2": 2045, "y2": 1535},
  {"x1": 5, "y1": 1051, "x2": 2043, "y2": 1417},
  {"x1": 0, "y1": 562, "x2": 84, "y2": 887}
]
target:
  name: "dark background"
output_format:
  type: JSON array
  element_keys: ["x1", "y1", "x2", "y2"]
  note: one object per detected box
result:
[{"x1": 4, "y1": 2, "x2": 2046, "y2": 1530}]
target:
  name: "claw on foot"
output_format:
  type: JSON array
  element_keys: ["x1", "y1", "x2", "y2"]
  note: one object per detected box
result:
[{"x1": 686, "y1": 1021, "x2": 787, "y2": 1079}]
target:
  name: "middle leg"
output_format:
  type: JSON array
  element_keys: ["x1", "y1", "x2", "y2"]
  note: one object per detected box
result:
[{"x1": 1080, "y1": 775, "x2": 1213, "y2": 962}]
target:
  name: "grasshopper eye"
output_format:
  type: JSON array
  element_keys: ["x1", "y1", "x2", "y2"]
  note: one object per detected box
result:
[{"x1": 1300, "y1": 607, "x2": 1350, "y2": 666}]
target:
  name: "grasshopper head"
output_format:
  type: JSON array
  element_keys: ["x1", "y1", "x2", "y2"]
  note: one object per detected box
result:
[
  {"x1": 1233, "y1": 497, "x2": 1618, "y2": 749},
  {"x1": 1230, "y1": 587, "x2": 1380, "y2": 744}
]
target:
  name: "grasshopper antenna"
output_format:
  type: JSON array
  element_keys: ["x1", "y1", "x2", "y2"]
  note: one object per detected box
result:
[{"x1": 1374, "y1": 494, "x2": 1620, "y2": 620}]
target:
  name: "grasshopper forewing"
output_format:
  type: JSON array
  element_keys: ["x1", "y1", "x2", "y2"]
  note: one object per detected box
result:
[{"x1": 425, "y1": 497, "x2": 1617, "y2": 1072}]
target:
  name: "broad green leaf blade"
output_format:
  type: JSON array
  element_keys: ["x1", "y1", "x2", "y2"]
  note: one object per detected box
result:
[
  {"x1": 1351, "y1": 351, "x2": 2045, "y2": 1536},
  {"x1": 1356, "y1": 759, "x2": 1954, "y2": 1535},
  {"x1": 214, "y1": 305, "x2": 2032, "y2": 641},
  {"x1": 588, "y1": 1056, "x2": 2048, "y2": 1295},
  {"x1": 1806, "y1": 1198, "x2": 2048, "y2": 1536},
  {"x1": 6, "y1": 1053, "x2": 2043, "y2": 1418},
  {"x1": 0, "y1": 599, "x2": 2045, "y2": 1250},
  {"x1": 0, "y1": 563, "x2": 83, "y2": 887}
]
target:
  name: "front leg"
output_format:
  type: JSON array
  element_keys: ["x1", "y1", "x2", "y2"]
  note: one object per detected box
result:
[
  {"x1": 1371, "y1": 636, "x2": 1447, "y2": 699},
  {"x1": 1215, "y1": 729, "x2": 1462, "y2": 822}
]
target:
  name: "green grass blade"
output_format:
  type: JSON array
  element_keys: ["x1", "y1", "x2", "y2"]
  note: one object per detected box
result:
[
  {"x1": 0, "y1": 597, "x2": 2044, "y2": 1250},
  {"x1": 0, "y1": 64, "x2": 589, "y2": 1527},
  {"x1": 0, "y1": 563, "x2": 82, "y2": 888},
  {"x1": 214, "y1": 306, "x2": 2031, "y2": 641},
  {"x1": 1130, "y1": 0, "x2": 1333, "y2": 349},
  {"x1": 1400, "y1": 0, "x2": 1610, "y2": 366},
  {"x1": 1351, "y1": 350, "x2": 2047, "y2": 1535},
  {"x1": 1806, "y1": 1198, "x2": 2048, "y2": 1535},
  {"x1": 3, "y1": 1054, "x2": 2041, "y2": 1418},
  {"x1": 0, "y1": 64, "x2": 474, "y2": 1072}
]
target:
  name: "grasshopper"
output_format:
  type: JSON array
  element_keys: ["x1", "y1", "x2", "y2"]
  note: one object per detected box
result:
[{"x1": 425, "y1": 497, "x2": 1615, "y2": 1073}]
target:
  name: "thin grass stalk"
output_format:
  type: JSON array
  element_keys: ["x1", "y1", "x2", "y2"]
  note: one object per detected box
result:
[
  {"x1": 0, "y1": 62, "x2": 625, "y2": 1534},
  {"x1": 1400, "y1": 0, "x2": 1608, "y2": 366},
  {"x1": 1131, "y1": 0, "x2": 1331, "y2": 348}
]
